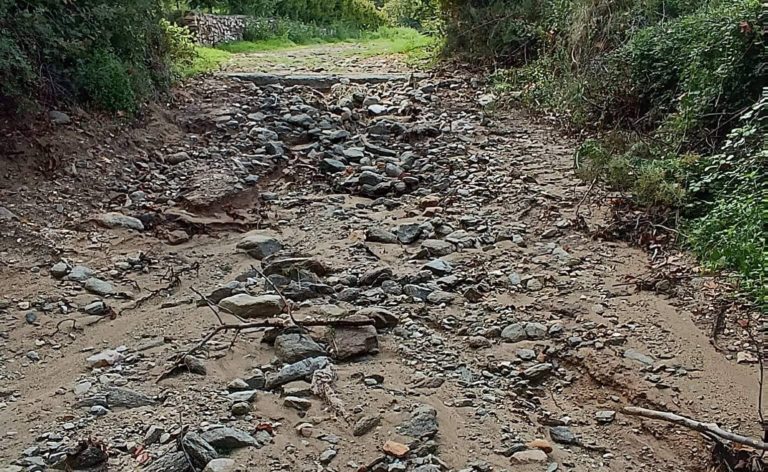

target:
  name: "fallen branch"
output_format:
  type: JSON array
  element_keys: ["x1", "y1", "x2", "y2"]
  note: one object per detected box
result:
[{"x1": 622, "y1": 406, "x2": 768, "y2": 450}]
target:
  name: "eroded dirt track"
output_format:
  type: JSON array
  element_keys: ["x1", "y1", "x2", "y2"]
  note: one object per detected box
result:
[{"x1": 0, "y1": 45, "x2": 761, "y2": 472}]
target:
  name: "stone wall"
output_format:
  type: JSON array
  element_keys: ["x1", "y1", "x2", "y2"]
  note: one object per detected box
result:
[{"x1": 183, "y1": 13, "x2": 247, "y2": 46}]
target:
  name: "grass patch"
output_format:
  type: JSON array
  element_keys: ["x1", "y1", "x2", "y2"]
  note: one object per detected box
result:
[
  {"x1": 178, "y1": 47, "x2": 232, "y2": 78},
  {"x1": 217, "y1": 38, "x2": 301, "y2": 53}
]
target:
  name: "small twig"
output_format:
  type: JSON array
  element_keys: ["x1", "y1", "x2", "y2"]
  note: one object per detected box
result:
[
  {"x1": 574, "y1": 177, "x2": 597, "y2": 220},
  {"x1": 623, "y1": 406, "x2": 768, "y2": 450}
]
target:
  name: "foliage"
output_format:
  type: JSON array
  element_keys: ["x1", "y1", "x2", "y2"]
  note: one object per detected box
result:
[
  {"x1": 178, "y1": 46, "x2": 232, "y2": 77},
  {"x1": 382, "y1": 0, "x2": 442, "y2": 33},
  {"x1": 213, "y1": 0, "x2": 385, "y2": 29},
  {"x1": 0, "y1": 0, "x2": 188, "y2": 114}
]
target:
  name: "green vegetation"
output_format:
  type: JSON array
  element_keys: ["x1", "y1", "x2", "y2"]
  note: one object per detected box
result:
[
  {"x1": 180, "y1": 47, "x2": 232, "y2": 77},
  {"x1": 438, "y1": 0, "x2": 766, "y2": 307}
]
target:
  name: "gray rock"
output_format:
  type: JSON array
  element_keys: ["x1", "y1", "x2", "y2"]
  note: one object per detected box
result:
[
  {"x1": 368, "y1": 104, "x2": 387, "y2": 115},
  {"x1": 84, "y1": 278, "x2": 116, "y2": 296},
  {"x1": 49, "y1": 110, "x2": 71, "y2": 125},
  {"x1": 398, "y1": 404, "x2": 438, "y2": 438},
  {"x1": 50, "y1": 262, "x2": 70, "y2": 278},
  {"x1": 145, "y1": 425, "x2": 165, "y2": 445},
  {"x1": 266, "y1": 356, "x2": 330, "y2": 389},
  {"x1": 468, "y1": 336, "x2": 492, "y2": 349},
  {"x1": 525, "y1": 322, "x2": 547, "y2": 340},
  {"x1": 522, "y1": 363, "x2": 553, "y2": 382},
  {"x1": 381, "y1": 279, "x2": 403, "y2": 295},
  {"x1": 25, "y1": 311, "x2": 37, "y2": 324},
  {"x1": 550, "y1": 426, "x2": 577, "y2": 444},
  {"x1": 66, "y1": 265, "x2": 94, "y2": 282},
  {"x1": 403, "y1": 284, "x2": 433, "y2": 301},
  {"x1": 201, "y1": 427, "x2": 259, "y2": 451},
  {"x1": 90, "y1": 405, "x2": 109, "y2": 416},
  {"x1": 420, "y1": 239, "x2": 455, "y2": 257},
  {"x1": 320, "y1": 158, "x2": 347, "y2": 173},
  {"x1": 203, "y1": 458, "x2": 236, "y2": 472},
  {"x1": 26, "y1": 350, "x2": 40, "y2": 362},
  {"x1": 228, "y1": 378, "x2": 249, "y2": 391},
  {"x1": 245, "y1": 369, "x2": 266, "y2": 389},
  {"x1": 105, "y1": 386, "x2": 156, "y2": 409},
  {"x1": 413, "y1": 466, "x2": 441, "y2": 472},
  {"x1": 0, "y1": 206, "x2": 18, "y2": 221},
  {"x1": 218, "y1": 294, "x2": 284, "y2": 318},
  {"x1": 501, "y1": 323, "x2": 527, "y2": 343},
  {"x1": 142, "y1": 451, "x2": 190, "y2": 472},
  {"x1": 236, "y1": 232, "x2": 283, "y2": 259},
  {"x1": 249, "y1": 126, "x2": 279, "y2": 141},
  {"x1": 319, "y1": 448, "x2": 337, "y2": 464},
  {"x1": 423, "y1": 259, "x2": 452, "y2": 275},
  {"x1": 353, "y1": 415, "x2": 381, "y2": 436},
  {"x1": 283, "y1": 396, "x2": 312, "y2": 411},
  {"x1": 595, "y1": 410, "x2": 616, "y2": 424},
  {"x1": 624, "y1": 348, "x2": 654, "y2": 366},
  {"x1": 358, "y1": 170, "x2": 385, "y2": 186},
  {"x1": 526, "y1": 278, "x2": 543, "y2": 291},
  {"x1": 366, "y1": 227, "x2": 398, "y2": 244},
  {"x1": 226, "y1": 390, "x2": 257, "y2": 403},
  {"x1": 182, "y1": 432, "x2": 219, "y2": 469},
  {"x1": 427, "y1": 290, "x2": 456, "y2": 304},
  {"x1": 167, "y1": 151, "x2": 189, "y2": 164},
  {"x1": 397, "y1": 223, "x2": 422, "y2": 244},
  {"x1": 511, "y1": 449, "x2": 547, "y2": 463},
  {"x1": 96, "y1": 212, "x2": 144, "y2": 231},
  {"x1": 275, "y1": 332, "x2": 325, "y2": 363},
  {"x1": 516, "y1": 348, "x2": 536, "y2": 361},
  {"x1": 84, "y1": 301, "x2": 107, "y2": 316},
  {"x1": 508, "y1": 272, "x2": 522, "y2": 285}
]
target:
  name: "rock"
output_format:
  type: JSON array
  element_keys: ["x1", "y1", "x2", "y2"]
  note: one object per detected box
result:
[
  {"x1": 427, "y1": 290, "x2": 455, "y2": 304},
  {"x1": 0, "y1": 206, "x2": 18, "y2": 221},
  {"x1": 266, "y1": 356, "x2": 330, "y2": 389},
  {"x1": 145, "y1": 425, "x2": 165, "y2": 445},
  {"x1": 353, "y1": 415, "x2": 381, "y2": 436},
  {"x1": 227, "y1": 390, "x2": 257, "y2": 402},
  {"x1": 359, "y1": 267, "x2": 393, "y2": 286},
  {"x1": 468, "y1": 336, "x2": 491, "y2": 349},
  {"x1": 167, "y1": 230, "x2": 190, "y2": 245},
  {"x1": 86, "y1": 349, "x2": 124, "y2": 368},
  {"x1": 236, "y1": 232, "x2": 283, "y2": 259},
  {"x1": 105, "y1": 386, "x2": 156, "y2": 408},
  {"x1": 218, "y1": 294, "x2": 284, "y2": 318},
  {"x1": 525, "y1": 322, "x2": 547, "y2": 340},
  {"x1": 26, "y1": 351, "x2": 40, "y2": 362},
  {"x1": 319, "y1": 448, "x2": 337, "y2": 464},
  {"x1": 328, "y1": 321, "x2": 378, "y2": 360},
  {"x1": 49, "y1": 110, "x2": 71, "y2": 125},
  {"x1": 73, "y1": 380, "x2": 92, "y2": 396},
  {"x1": 737, "y1": 351, "x2": 758, "y2": 363},
  {"x1": 501, "y1": 323, "x2": 527, "y2": 343},
  {"x1": 383, "y1": 440, "x2": 409, "y2": 458},
  {"x1": 624, "y1": 348, "x2": 654, "y2": 366},
  {"x1": 368, "y1": 104, "x2": 387, "y2": 115},
  {"x1": 182, "y1": 432, "x2": 219, "y2": 469},
  {"x1": 263, "y1": 257, "x2": 328, "y2": 280},
  {"x1": 550, "y1": 426, "x2": 577, "y2": 445},
  {"x1": 423, "y1": 259, "x2": 452, "y2": 275},
  {"x1": 183, "y1": 355, "x2": 207, "y2": 375},
  {"x1": 355, "y1": 306, "x2": 399, "y2": 329},
  {"x1": 511, "y1": 449, "x2": 548, "y2": 463},
  {"x1": 231, "y1": 402, "x2": 250, "y2": 416},
  {"x1": 274, "y1": 332, "x2": 326, "y2": 363},
  {"x1": 90, "y1": 405, "x2": 109, "y2": 416},
  {"x1": 595, "y1": 410, "x2": 616, "y2": 424},
  {"x1": 522, "y1": 363, "x2": 553, "y2": 381},
  {"x1": 66, "y1": 265, "x2": 94, "y2": 282},
  {"x1": 167, "y1": 151, "x2": 189, "y2": 164},
  {"x1": 283, "y1": 396, "x2": 312, "y2": 411},
  {"x1": 204, "y1": 458, "x2": 237, "y2": 472},
  {"x1": 143, "y1": 451, "x2": 190, "y2": 472},
  {"x1": 398, "y1": 404, "x2": 438, "y2": 438},
  {"x1": 526, "y1": 278, "x2": 543, "y2": 291},
  {"x1": 320, "y1": 158, "x2": 347, "y2": 173},
  {"x1": 96, "y1": 212, "x2": 144, "y2": 231},
  {"x1": 366, "y1": 227, "x2": 399, "y2": 244},
  {"x1": 245, "y1": 369, "x2": 266, "y2": 389},
  {"x1": 84, "y1": 301, "x2": 107, "y2": 316},
  {"x1": 50, "y1": 262, "x2": 70, "y2": 278},
  {"x1": 516, "y1": 348, "x2": 536, "y2": 361},
  {"x1": 201, "y1": 427, "x2": 259, "y2": 451},
  {"x1": 420, "y1": 239, "x2": 455, "y2": 257},
  {"x1": 397, "y1": 223, "x2": 422, "y2": 244},
  {"x1": 403, "y1": 284, "x2": 432, "y2": 301},
  {"x1": 526, "y1": 439, "x2": 553, "y2": 453},
  {"x1": 249, "y1": 126, "x2": 279, "y2": 141},
  {"x1": 24, "y1": 311, "x2": 37, "y2": 324},
  {"x1": 83, "y1": 278, "x2": 116, "y2": 296}
]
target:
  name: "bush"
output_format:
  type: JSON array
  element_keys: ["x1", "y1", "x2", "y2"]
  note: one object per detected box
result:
[
  {"x1": 383, "y1": 0, "x2": 442, "y2": 33},
  {"x1": 0, "y1": 0, "x2": 185, "y2": 114}
]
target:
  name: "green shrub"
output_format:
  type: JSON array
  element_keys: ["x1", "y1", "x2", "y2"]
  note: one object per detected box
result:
[{"x1": 76, "y1": 50, "x2": 137, "y2": 113}]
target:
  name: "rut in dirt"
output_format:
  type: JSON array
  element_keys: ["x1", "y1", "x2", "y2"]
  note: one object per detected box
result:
[{"x1": 0, "y1": 46, "x2": 761, "y2": 472}]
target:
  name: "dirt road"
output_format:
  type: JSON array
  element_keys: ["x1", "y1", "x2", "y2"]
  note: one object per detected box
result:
[{"x1": 0, "y1": 43, "x2": 761, "y2": 472}]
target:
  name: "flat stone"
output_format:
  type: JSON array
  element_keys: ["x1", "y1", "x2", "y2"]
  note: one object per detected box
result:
[
  {"x1": 105, "y1": 386, "x2": 156, "y2": 409},
  {"x1": 550, "y1": 426, "x2": 577, "y2": 444},
  {"x1": 383, "y1": 440, "x2": 409, "y2": 458},
  {"x1": 66, "y1": 265, "x2": 94, "y2": 282},
  {"x1": 420, "y1": 239, "x2": 455, "y2": 257},
  {"x1": 96, "y1": 212, "x2": 144, "y2": 231},
  {"x1": 201, "y1": 427, "x2": 259, "y2": 451},
  {"x1": 397, "y1": 223, "x2": 422, "y2": 244},
  {"x1": 403, "y1": 284, "x2": 432, "y2": 301},
  {"x1": 423, "y1": 259, "x2": 452, "y2": 275},
  {"x1": 283, "y1": 396, "x2": 312, "y2": 411},
  {"x1": 203, "y1": 458, "x2": 237, "y2": 472},
  {"x1": 353, "y1": 415, "x2": 381, "y2": 436},
  {"x1": 86, "y1": 349, "x2": 123, "y2": 368},
  {"x1": 328, "y1": 321, "x2": 378, "y2": 360},
  {"x1": 83, "y1": 278, "x2": 116, "y2": 296},
  {"x1": 274, "y1": 332, "x2": 325, "y2": 363},
  {"x1": 319, "y1": 448, "x2": 337, "y2": 464},
  {"x1": 219, "y1": 294, "x2": 284, "y2": 318},
  {"x1": 398, "y1": 404, "x2": 438, "y2": 438},
  {"x1": 226, "y1": 390, "x2": 257, "y2": 403},
  {"x1": 427, "y1": 290, "x2": 456, "y2": 304},
  {"x1": 236, "y1": 232, "x2": 283, "y2": 259},
  {"x1": 624, "y1": 348, "x2": 654, "y2": 366},
  {"x1": 366, "y1": 227, "x2": 398, "y2": 244},
  {"x1": 511, "y1": 449, "x2": 548, "y2": 463},
  {"x1": 266, "y1": 356, "x2": 330, "y2": 389},
  {"x1": 595, "y1": 410, "x2": 616, "y2": 424}
]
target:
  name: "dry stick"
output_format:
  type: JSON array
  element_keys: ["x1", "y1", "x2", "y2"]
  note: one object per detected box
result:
[
  {"x1": 622, "y1": 406, "x2": 768, "y2": 450},
  {"x1": 574, "y1": 177, "x2": 597, "y2": 220}
]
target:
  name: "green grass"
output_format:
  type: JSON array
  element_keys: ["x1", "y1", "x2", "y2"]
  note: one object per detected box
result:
[
  {"x1": 178, "y1": 47, "x2": 232, "y2": 78},
  {"x1": 216, "y1": 26, "x2": 434, "y2": 59}
]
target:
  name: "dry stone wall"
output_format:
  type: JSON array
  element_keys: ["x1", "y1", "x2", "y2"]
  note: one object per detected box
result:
[{"x1": 183, "y1": 13, "x2": 247, "y2": 45}]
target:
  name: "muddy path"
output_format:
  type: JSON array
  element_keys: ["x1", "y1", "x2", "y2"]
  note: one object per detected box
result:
[{"x1": 0, "y1": 44, "x2": 761, "y2": 472}]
